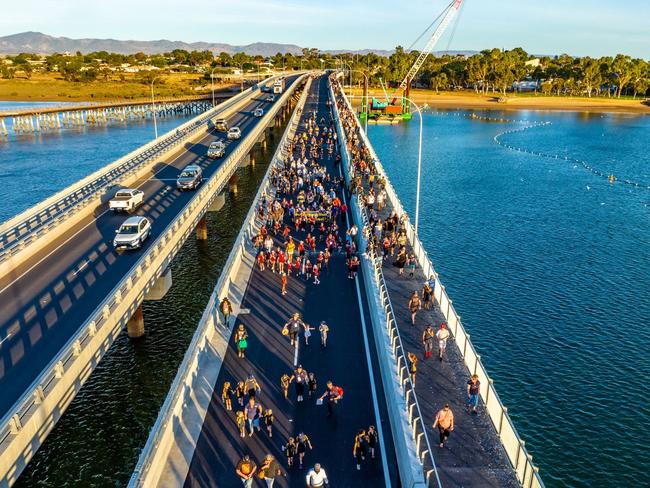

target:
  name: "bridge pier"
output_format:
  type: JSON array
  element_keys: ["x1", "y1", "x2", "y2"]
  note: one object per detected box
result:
[
  {"x1": 145, "y1": 267, "x2": 173, "y2": 300},
  {"x1": 208, "y1": 193, "x2": 226, "y2": 212},
  {"x1": 239, "y1": 153, "x2": 251, "y2": 167},
  {"x1": 196, "y1": 216, "x2": 208, "y2": 241},
  {"x1": 127, "y1": 304, "x2": 145, "y2": 338},
  {"x1": 228, "y1": 174, "x2": 238, "y2": 195}
]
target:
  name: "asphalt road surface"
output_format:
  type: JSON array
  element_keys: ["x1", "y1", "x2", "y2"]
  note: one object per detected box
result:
[
  {"x1": 184, "y1": 75, "x2": 399, "y2": 488},
  {"x1": 0, "y1": 75, "x2": 299, "y2": 418}
]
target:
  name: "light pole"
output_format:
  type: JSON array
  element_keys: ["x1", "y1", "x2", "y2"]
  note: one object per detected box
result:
[
  {"x1": 236, "y1": 63, "x2": 244, "y2": 92},
  {"x1": 210, "y1": 67, "x2": 218, "y2": 107},
  {"x1": 150, "y1": 76, "x2": 160, "y2": 139}
]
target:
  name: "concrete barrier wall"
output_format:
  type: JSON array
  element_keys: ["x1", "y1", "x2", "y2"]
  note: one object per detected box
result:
[
  {"x1": 0, "y1": 75, "x2": 307, "y2": 488},
  {"x1": 128, "y1": 76, "x2": 312, "y2": 488},
  {"x1": 331, "y1": 74, "x2": 544, "y2": 488},
  {"x1": 0, "y1": 77, "x2": 283, "y2": 278}
]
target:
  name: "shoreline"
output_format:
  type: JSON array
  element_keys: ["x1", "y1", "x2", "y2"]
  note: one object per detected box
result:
[{"x1": 350, "y1": 88, "x2": 650, "y2": 114}]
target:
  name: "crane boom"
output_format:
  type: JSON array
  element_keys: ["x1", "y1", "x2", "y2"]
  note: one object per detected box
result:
[{"x1": 396, "y1": 0, "x2": 463, "y2": 93}]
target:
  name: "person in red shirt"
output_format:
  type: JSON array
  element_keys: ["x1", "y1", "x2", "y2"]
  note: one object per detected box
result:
[
  {"x1": 281, "y1": 272, "x2": 288, "y2": 296},
  {"x1": 269, "y1": 251, "x2": 277, "y2": 274},
  {"x1": 313, "y1": 264, "x2": 320, "y2": 285},
  {"x1": 257, "y1": 251, "x2": 266, "y2": 271},
  {"x1": 305, "y1": 259, "x2": 313, "y2": 280},
  {"x1": 278, "y1": 249, "x2": 286, "y2": 274}
]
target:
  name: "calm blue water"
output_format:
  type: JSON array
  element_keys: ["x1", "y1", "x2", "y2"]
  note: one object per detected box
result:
[
  {"x1": 368, "y1": 110, "x2": 650, "y2": 488},
  {"x1": 0, "y1": 102, "x2": 198, "y2": 224}
]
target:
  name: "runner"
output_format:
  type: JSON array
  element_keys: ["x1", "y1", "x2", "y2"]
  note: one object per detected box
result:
[
  {"x1": 422, "y1": 325, "x2": 435, "y2": 360},
  {"x1": 408, "y1": 290, "x2": 422, "y2": 326},
  {"x1": 281, "y1": 271, "x2": 288, "y2": 296},
  {"x1": 353, "y1": 429, "x2": 369, "y2": 470},
  {"x1": 307, "y1": 371, "x2": 318, "y2": 398},
  {"x1": 280, "y1": 373, "x2": 291, "y2": 399},
  {"x1": 407, "y1": 351, "x2": 418, "y2": 386},
  {"x1": 283, "y1": 312, "x2": 305, "y2": 347},
  {"x1": 319, "y1": 321, "x2": 330, "y2": 347},
  {"x1": 290, "y1": 365, "x2": 309, "y2": 402},
  {"x1": 221, "y1": 381, "x2": 233, "y2": 411},
  {"x1": 305, "y1": 463, "x2": 329, "y2": 488},
  {"x1": 263, "y1": 408, "x2": 275, "y2": 437},
  {"x1": 236, "y1": 410, "x2": 246, "y2": 438},
  {"x1": 318, "y1": 380, "x2": 342, "y2": 417},
  {"x1": 244, "y1": 373, "x2": 261, "y2": 399},
  {"x1": 303, "y1": 322, "x2": 314, "y2": 345},
  {"x1": 367, "y1": 425, "x2": 379, "y2": 459},
  {"x1": 283, "y1": 437, "x2": 297, "y2": 468}
]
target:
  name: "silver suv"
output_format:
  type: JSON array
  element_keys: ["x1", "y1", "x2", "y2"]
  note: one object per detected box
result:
[
  {"x1": 113, "y1": 216, "x2": 151, "y2": 250},
  {"x1": 176, "y1": 164, "x2": 203, "y2": 191}
]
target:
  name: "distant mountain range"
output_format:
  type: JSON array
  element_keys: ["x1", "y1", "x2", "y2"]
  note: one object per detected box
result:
[{"x1": 0, "y1": 32, "x2": 477, "y2": 58}]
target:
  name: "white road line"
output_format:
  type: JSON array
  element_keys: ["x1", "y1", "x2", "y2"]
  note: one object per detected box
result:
[
  {"x1": 0, "y1": 332, "x2": 13, "y2": 346},
  {"x1": 293, "y1": 339, "x2": 299, "y2": 367},
  {"x1": 72, "y1": 261, "x2": 88, "y2": 276},
  {"x1": 336, "y1": 115, "x2": 391, "y2": 486},
  {"x1": 0, "y1": 99, "x2": 260, "y2": 296}
]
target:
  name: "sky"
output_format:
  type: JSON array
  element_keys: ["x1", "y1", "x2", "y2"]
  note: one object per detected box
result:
[{"x1": 1, "y1": 0, "x2": 649, "y2": 59}]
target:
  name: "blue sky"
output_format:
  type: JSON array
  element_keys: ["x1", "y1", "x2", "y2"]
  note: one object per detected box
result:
[{"x1": 2, "y1": 0, "x2": 648, "y2": 58}]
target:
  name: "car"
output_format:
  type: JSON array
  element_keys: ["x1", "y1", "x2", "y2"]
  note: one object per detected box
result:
[
  {"x1": 266, "y1": 94, "x2": 276, "y2": 102},
  {"x1": 109, "y1": 188, "x2": 144, "y2": 213},
  {"x1": 227, "y1": 127, "x2": 241, "y2": 140},
  {"x1": 215, "y1": 118, "x2": 229, "y2": 131},
  {"x1": 113, "y1": 216, "x2": 151, "y2": 250},
  {"x1": 253, "y1": 108, "x2": 264, "y2": 117},
  {"x1": 207, "y1": 141, "x2": 226, "y2": 159},
  {"x1": 176, "y1": 164, "x2": 203, "y2": 190}
]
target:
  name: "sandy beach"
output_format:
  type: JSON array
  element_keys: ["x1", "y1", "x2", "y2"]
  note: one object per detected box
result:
[{"x1": 350, "y1": 88, "x2": 650, "y2": 114}]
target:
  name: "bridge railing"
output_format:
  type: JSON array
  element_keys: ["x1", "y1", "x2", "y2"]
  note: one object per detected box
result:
[
  {"x1": 331, "y1": 74, "x2": 544, "y2": 488},
  {"x1": 129, "y1": 76, "x2": 312, "y2": 488},
  {"x1": 0, "y1": 75, "x2": 306, "y2": 488},
  {"x1": 0, "y1": 76, "x2": 281, "y2": 273},
  {"x1": 329, "y1": 76, "x2": 435, "y2": 488}
]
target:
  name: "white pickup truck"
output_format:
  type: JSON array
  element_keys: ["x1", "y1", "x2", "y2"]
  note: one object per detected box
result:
[{"x1": 109, "y1": 188, "x2": 144, "y2": 213}]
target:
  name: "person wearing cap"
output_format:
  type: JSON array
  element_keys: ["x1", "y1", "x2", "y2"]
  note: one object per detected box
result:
[
  {"x1": 235, "y1": 454, "x2": 257, "y2": 487},
  {"x1": 305, "y1": 463, "x2": 329, "y2": 487},
  {"x1": 258, "y1": 454, "x2": 285, "y2": 487},
  {"x1": 432, "y1": 403, "x2": 455, "y2": 448},
  {"x1": 290, "y1": 365, "x2": 309, "y2": 402},
  {"x1": 435, "y1": 322, "x2": 450, "y2": 361},
  {"x1": 284, "y1": 312, "x2": 305, "y2": 347}
]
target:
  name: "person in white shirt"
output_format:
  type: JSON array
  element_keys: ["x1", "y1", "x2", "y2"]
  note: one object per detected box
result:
[
  {"x1": 305, "y1": 463, "x2": 329, "y2": 487},
  {"x1": 435, "y1": 323, "x2": 450, "y2": 361}
]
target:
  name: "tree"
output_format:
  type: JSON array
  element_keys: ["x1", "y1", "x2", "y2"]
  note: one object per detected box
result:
[
  {"x1": 611, "y1": 54, "x2": 634, "y2": 97},
  {"x1": 580, "y1": 58, "x2": 601, "y2": 97},
  {"x1": 430, "y1": 72, "x2": 448, "y2": 93}
]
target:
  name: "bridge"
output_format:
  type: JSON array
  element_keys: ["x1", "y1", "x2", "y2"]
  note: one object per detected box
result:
[
  {"x1": 0, "y1": 72, "x2": 544, "y2": 488},
  {"x1": 0, "y1": 73, "x2": 304, "y2": 486}
]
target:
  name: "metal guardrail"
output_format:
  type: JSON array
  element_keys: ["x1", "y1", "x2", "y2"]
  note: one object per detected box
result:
[
  {"x1": 329, "y1": 77, "x2": 440, "y2": 487},
  {"x1": 128, "y1": 76, "x2": 312, "y2": 487},
  {"x1": 331, "y1": 75, "x2": 544, "y2": 488},
  {"x1": 0, "y1": 75, "x2": 306, "y2": 488},
  {"x1": 0, "y1": 77, "x2": 281, "y2": 268}
]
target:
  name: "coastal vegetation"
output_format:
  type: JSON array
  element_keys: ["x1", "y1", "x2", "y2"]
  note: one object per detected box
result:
[{"x1": 1, "y1": 47, "x2": 648, "y2": 104}]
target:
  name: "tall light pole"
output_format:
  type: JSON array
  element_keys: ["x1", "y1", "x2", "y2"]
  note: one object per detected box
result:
[
  {"x1": 236, "y1": 63, "x2": 244, "y2": 92},
  {"x1": 150, "y1": 76, "x2": 160, "y2": 139},
  {"x1": 210, "y1": 67, "x2": 218, "y2": 107}
]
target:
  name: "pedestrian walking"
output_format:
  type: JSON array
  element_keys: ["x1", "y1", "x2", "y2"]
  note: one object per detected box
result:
[
  {"x1": 408, "y1": 291, "x2": 421, "y2": 325},
  {"x1": 466, "y1": 374, "x2": 481, "y2": 414},
  {"x1": 407, "y1": 351, "x2": 418, "y2": 386},
  {"x1": 432, "y1": 403, "x2": 455, "y2": 448},
  {"x1": 296, "y1": 432, "x2": 313, "y2": 469},
  {"x1": 318, "y1": 380, "x2": 342, "y2": 417},
  {"x1": 422, "y1": 280, "x2": 433, "y2": 310},
  {"x1": 234, "y1": 324, "x2": 248, "y2": 359},
  {"x1": 235, "y1": 454, "x2": 257, "y2": 488},
  {"x1": 263, "y1": 408, "x2": 275, "y2": 437},
  {"x1": 305, "y1": 463, "x2": 329, "y2": 488},
  {"x1": 236, "y1": 410, "x2": 246, "y2": 437},
  {"x1": 283, "y1": 437, "x2": 297, "y2": 468},
  {"x1": 244, "y1": 396, "x2": 263, "y2": 436},
  {"x1": 283, "y1": 312, "x2": 304, "y2": 347},
  {"x1": 235, "y1": 380, "x2": 246, "y2": 406},
  {"x1": 258, "y1": 454, "x2": 285, "y2": 487},
  {"x1": 408, "y1": 254, "x2": 417, "y2": 277},
  {"x1": 303, "y1": 322, "x2": 314, "y2": 345},
  {"x1": 436, "y1": 323, "x2": 450, "y2": 361},
  {"x1": 308, "y1": 372, "x2": 317, "y2": 398},
  {"x1": 319, "y1": 321, "x2": 329, "y2": 347},
  {"x1": 367, "y1": 425, "x2": 378, "y2": 459},
  {"x1": 220, "y1": 297, "x2": 233, "y2": 325},
  {"x1": 422, "y1": 325, "x2": 435, "y2": 360},
  {"x1": 290, "y1": 365, "x2": 309, "y2": 402},
  {"x1": 353, "y1": 429, "x2": 369, "y2": 470},
  {"x1": 281, "y1": 271, "x2": 288, "y2": 296},
  {"x1": 280, "y1": 373, "x2": 291, "y2": 399},
  {"x1": 221, "y1": 381, "x2": 233, "y2": 411},
  {"x1": 244, "y1": 373, "x2": 261, "y2": 399}
]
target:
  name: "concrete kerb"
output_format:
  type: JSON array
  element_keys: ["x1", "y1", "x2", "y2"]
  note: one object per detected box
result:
[
  {"x1": 0, "y1": 76, "x2": 307, "y2": 488},
  {"x1": 128, "y1": 76, "x2": 312, "y2": 488},
  {"x1": 329, "y1": 78, "x2": 427, "y2": 488}
]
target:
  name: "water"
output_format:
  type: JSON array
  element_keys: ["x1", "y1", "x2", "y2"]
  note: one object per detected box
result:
[
  {"x1": 368, "y1": 109, "x2": 650, "y2": 488},
  {"x1": 0, "y1": 102, "x2": 198, "y2": 224},
  {"x1": 0, "y1": 100, "x2": 285, "y2": 486}
]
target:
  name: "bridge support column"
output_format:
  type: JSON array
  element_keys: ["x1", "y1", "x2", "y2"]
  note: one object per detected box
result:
[
  {"x1": 127, "y1": 305, "x2": 145, "y2": 339},
  {"x1": 239, "y1": 153, "x2": 251, "y2": 167},
  {"x1": 145, "y1": 267, "x2": 172, "y2": 300},
  {"x1": 196, "y1": 216, "x2": 208, "y2": 240},
  {"x1": 229, "y1": 174, "x2": 238, "y2": 194},
  {"x1": 208, "y1": 192, "x2": 226, "y2": 212}
]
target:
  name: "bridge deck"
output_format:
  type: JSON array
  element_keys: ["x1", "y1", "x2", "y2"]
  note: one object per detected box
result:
[
  {"x1": 183, "y1": 76, "x2": 398, "y2": 487},
  {"x1": 347, "y1": 111, "x2": 521, "y2": 486}
]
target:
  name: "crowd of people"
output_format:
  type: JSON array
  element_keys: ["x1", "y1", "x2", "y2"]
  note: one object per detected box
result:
[{"x1": 329, "y1": 73, "x2": 484, "y2": 451}]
